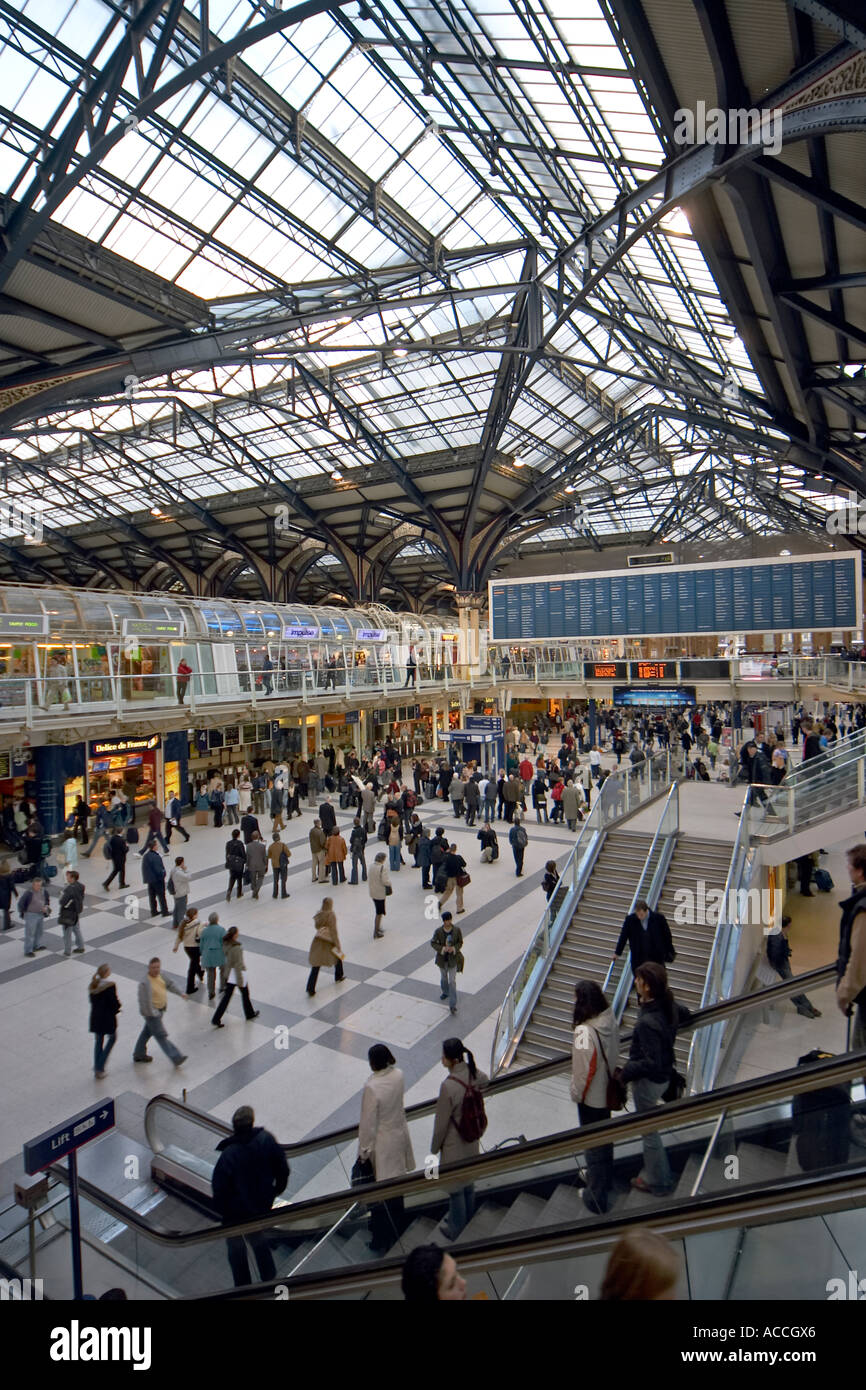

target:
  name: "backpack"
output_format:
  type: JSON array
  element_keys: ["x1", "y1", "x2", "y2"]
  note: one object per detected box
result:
[
  {"x1": 514, "y1": 826, "x2": 528, "y2": 849},
  {"x1": 377, "y1": 818, "x2": 390, "y2": 842},
  {"x1": 451, "y1": 1076, "x2": 488, "y2": 1143},
  {"x1": 125, "y1": 826, "x2": 139, "y2": 844}
]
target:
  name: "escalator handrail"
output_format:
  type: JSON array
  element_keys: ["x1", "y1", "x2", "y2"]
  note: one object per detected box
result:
[
  {"x1": 146, "y1": 961, "x2": 840, "y2": 1161},
  {"x1": 60, "y1": 1023, "x2": 862, "y2": 1248},
  {"x1": 191, "y1": 1162, "x2": 866, "y2": 1300}
]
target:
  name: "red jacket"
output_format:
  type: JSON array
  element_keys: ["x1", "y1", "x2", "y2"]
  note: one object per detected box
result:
[
  {"x1": 519, "y1": 759, "x2": 533, "y2": 781},
  {"x1": 177, "y1": 660, "x2": 192, "y2": 683}
]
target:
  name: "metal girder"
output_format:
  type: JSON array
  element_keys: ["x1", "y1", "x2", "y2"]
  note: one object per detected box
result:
[
  {"x1": 753, "y1": 156, "x2": 866, "y2": 237},
  {"x1": 786, "y1": 0, "x2": 866, "y2": 47},
  {"x1": 0, "y1": 0, "x2": 348, "y2": 293},
  {"x1": 461, "y1": 246, "x2": 539, "y2": 572},
  {"x1": 779, "y1": 294, "x2": 866, "y2": 350}
]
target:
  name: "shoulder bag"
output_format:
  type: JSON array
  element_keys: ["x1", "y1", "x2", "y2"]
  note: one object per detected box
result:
[{"x1": 595, "y1": 1032, "x2": 626, "y2": 1111}]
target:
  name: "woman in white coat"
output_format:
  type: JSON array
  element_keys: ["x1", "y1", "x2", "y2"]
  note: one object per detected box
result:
[{"x1": 358, "y1": 1043, "x2": 415, "y2": 1252}]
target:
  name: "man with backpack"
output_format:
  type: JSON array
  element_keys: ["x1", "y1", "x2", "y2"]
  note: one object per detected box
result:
[
  {"x1": 225, "y1": 829, "x2": 247, "y2": 902},
  {"x1": 430, "y1": 1037, "x2": 488, "y2": 1239},
  {"x1": 509, "y1": 815, "x2": 528, "y2": 877}
]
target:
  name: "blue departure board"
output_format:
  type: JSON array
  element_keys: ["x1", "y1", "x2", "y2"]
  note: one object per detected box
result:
[{"x1": 489, "y1": 554, "x2": 861, "y2": 641}]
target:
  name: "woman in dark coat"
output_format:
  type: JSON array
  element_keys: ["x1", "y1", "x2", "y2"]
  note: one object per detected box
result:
[
  {"x1": 89, "y1": 963, "x2": 121, "y2": 1078},
  {"x1": 0, "y1": 860, "x2": 18, "y2": 930}
]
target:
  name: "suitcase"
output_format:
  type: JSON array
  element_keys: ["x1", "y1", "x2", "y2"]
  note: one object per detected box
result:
[
  {"x1": 125, "y1": 826, "x2": 139, "y2": 844},
  {"x1": 814, "y1": 868, "x2": 834, "y2": 892},
  {"x1": 339, "y1": 790, "x2": 351, "y2": 809},
  {"x1": 792, "y1": 1050, "x2": 850, "y2": 1170}
]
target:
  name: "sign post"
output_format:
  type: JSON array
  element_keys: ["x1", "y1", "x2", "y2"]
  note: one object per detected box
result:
[{"x1": 23, "y1": 1100, "x2": 116, "y2": 1300}]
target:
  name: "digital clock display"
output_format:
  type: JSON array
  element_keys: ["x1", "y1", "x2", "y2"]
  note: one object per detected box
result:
[{"x1": 633, "y1": 661, "x2": 675, "y2": 680}]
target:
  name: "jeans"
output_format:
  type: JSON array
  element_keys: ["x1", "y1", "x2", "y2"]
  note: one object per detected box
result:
[
  {"x1": 388, "y1": 843, "x2": 401, "y2": 872},
  {"x1": 330, "y1": 860, "x2": 346, "y2": 884},
  {"x1": 133, "y1": 1012, "x2": 183, "y2": 1063},
  {"x1": 147, "y1": 884, "x2": 168, "y2": 916},
  {"x1": 225, "y1": 805, "x2": 239, "y2": 824},
  {"x1": 774, "y1": 956, "x2": 816, "y2": 1014},
  {"x1": 172, "y1": 894, "x2": 188, "y2": 928},
  {"x1": 143, "y1": 830, "x2": 169, "y2": 852},
  {"x1": 483, "y1": 802, "x2": 494, "y2": 822},
  {"x1": 205, "y1": 964, "x2": 228, "y2": 998},
  {"x1": 93, "y1": 1032, "x2": 116, "y2": 1073},
  {"x1": 226, "y1": 1229, "x2": 276, "y2": 1288},
  {"x1": 439, "y1": 964, "x2": 458, "y2": 1009},
  {"x1": 512, "y1": 847, "x2": 525, "y2": 876},
  {"x1": 271, "y1": 865, "x2": 288, "y2": 897},
  {"x1": 84, "y1": 826, "x2": 108, "y2": 857},
  {"x1": 631, "y1": 1077, "x2": 673, "y2": 1190},
  {"x1": 350, "y1": 851, "x2": 367, "y2": 884},
  {"x1": 535, "y1": 806, "x2": 548, "y2": 823},
  {"x1": 0, "y1": 907, "x2": 10, "y2": 931},
  {"x1": 212, "y1": 981, "x2": 257, "y2": 1023},
  {"x1": 184, "y1": 946, "x2": 204, "y2": 993},
  {"x1": 444, "y1": 1183, "x2": 475, "y2": 1239},
  {"x1": 23, "y1": 911, "x2": 44, "y2": 953},
  {"x1": 578, "y1": 1102, "x2": 613, "y2": 1211},
  {"x1": 62, "y1": 920, "x2": 84, "y2": 954}
]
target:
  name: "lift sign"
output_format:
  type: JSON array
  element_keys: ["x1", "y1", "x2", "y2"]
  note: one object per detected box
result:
[{"x1": 23, "y1": 1101, "x2": 115, "y2": 1174}]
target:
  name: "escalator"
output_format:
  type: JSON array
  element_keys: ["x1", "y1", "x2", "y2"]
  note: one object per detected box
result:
[{"x1": 6, "y1": 965, "x2": 864, "y2": 1300}]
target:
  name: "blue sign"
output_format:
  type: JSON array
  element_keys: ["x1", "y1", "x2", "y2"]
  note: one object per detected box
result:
[
  {"x1": 24, "y1": 1100, "x2": 115, "y2": 1174},
  {"x1": 490, "y1": 554, "x2": 860, "y2": 640},
  {"x1": 346, "y1": 709, "x2": 360, "y2": 725},
  {"x1": 465, "y1": 715, "x2": 503, "y2": 733}
]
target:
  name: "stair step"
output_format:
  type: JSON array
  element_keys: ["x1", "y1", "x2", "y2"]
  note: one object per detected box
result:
[
  {"x1": 384, "y1": 1215, "x2": 440, "y2": 1260},
  {"x1": 537, "y1": 1182, "x2": 588, "y2": 1226},
  {"x1": 453, "y1": 1202, "x2": 509, "y2": 1245},
  {"x1": 492, "y1": 1192, "x2": 549, "y2": 1238},
  {"x1": 734, "y1": 1142, "x2": 789, "y2": 1185}
]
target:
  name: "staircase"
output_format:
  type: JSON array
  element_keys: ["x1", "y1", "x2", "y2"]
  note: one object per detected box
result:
[
  {"x1": 513, "y1": 830, "x2": 663, "y2": 1067},
  {"x1": 617, "y1": 835, "x2": 732, "y2": 1074}
]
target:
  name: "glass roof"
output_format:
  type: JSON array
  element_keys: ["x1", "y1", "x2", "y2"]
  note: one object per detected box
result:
[{"x1": 0, "y1": 0, "x2": 838, "y2": 595}]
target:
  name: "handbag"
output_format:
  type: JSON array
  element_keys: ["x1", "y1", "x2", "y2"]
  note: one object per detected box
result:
[
  {"x1": 385, "y1": 884, "x2": 393, "y2": 896},
  {"x1": 351, "y1": 1155, "x2": 374, "y2": 1186},
  {"x1": 595, "y1": 1033, "x2": 626, "y2": 1111},
  {"x1": 663, "y1": 1069, "x2": 686, "y2": 1103},
  {"x1": 456, "y1": 871, "x2": 471, "y2": 887}
]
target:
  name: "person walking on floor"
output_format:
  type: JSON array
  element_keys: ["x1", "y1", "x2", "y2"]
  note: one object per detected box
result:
[
  {"x1": 83, "y1": 801, "x2": 110, "y2": 858},
  {"x1": 319, "y1": 796, "x2": 337, "y2": 836},
  {"x1": 172, "y1": 907, "x2": 204, "y2": 995},
  {"x1": 133, "y1": 957, "x2": 188, "y2": 1067},
  {"x1": 270, "y1": 779, "x2": 285, "y2": 832},
  {"x1": 619, "y1": 962, "x2": 692, "y2": 1195},
  {"x1": 224, "y1": 783, "x2": 240, "y2": 826},
  {"x1": 245, "y1": 831, "x2": 268, "y2": 899},
  {"x1": 463, "y1": 776, "x2": 480, "y2": 827},
  {"x1": 358, "y1": 1043, "x2": 415, "y2": 1252},
  {"x1": 212, "y1": 926, "x2": 260, "y2": 1026},
  {"x1": 615, "y1": 898, "x2": 675, "y2": 976},
  {"x1": 387, "y1": 812, "x2": 402, "y2": 873},
  {"x1": 571, "y1": 980, "x2": 619, "y2": 1214},
  {"x1": 102, "y1": 828, "x2": 128, "y2": 891},
  {"x1": 561, "y1": 779, "x2": 582, "y2": 831},
  {"x1": 59, "y1": 869, "x2": 86, "y2": 956},
  {"x1": 449, "y1": 775, "x2": 465, "y2": 821},
  {"x1": 766, "y1": 916, "x2": 821, "y2": 1018},
  {"x1": 431, "y1": 911, "x2": 463, "y2": 1014},
  {"x1": 199, "y1": 911, "x2": 227, "y2": 1001},
  {"x1": 430, "y1": 1038, "x2": 489, "y2": 1239},
  {"x1": 165, "y1": 793, "x2": 190, "y2": 845},
  {"x1": 326, "y1": 826, "x2": 348, "y2": 885},
  {"x1": 143, "y1": 801, "x2": 169, "y2": 854},
  {"x1": 438, "y1": 843, "x2": 467, "y2": 914},
  {"x1": 0, "y1": 861, "x2": 17, "y2": 931},
  {"x1": 309, "y1": 818, "x2": 327, "y2": 884},
  {"x1": 168, "y1": 856, "x2": 190, "y2": 928},
  {"x1": 532, "y1": 772, "x2": 549, "y2": 824},
  {"x1": 89, "y1": 963, "x2": 121, "y2": 1078},
  {"x1": 509, "y1": 814, "x2": 528, "y2": 877},
  {"x1": 225, "y1": 829, "x2": 246, "y2": 902},
  {"x1": 212, "y1": 1105, "x2": 289, "y2": 1289},
  {"x1": 266, "y1": 832, "x2": 291, "y2": 899},
  {"x1": 20, "y1": 875, "x2": 50, "y2": 957},
  {"x1": 306, "y1": 897, "x2": 345, "y2": 995},
  {"x1": 542, "y1": 859, "x2": 559, "y2": 902},
  {"x1": 417, "y1": 827, "x2": 433, "y2": 888},
  {"x1": 349, "y1": 817, "x2": 368, "y2": 884},
  {"x1": 141, "y1": 844, "x2": 169, "y2": 918},
  {"x1": 369, "y1": 852, "x2": 392, "y2": 939}
]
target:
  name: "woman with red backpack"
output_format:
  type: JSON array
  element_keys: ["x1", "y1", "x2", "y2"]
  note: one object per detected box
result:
[{"x1": 431, "y1": 1038, "x2": 489, "y2": 1240}]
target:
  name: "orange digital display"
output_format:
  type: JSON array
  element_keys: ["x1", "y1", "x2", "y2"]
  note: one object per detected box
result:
[
  {"x1": 593, "y1": 663, "x2": 619, "y2": 678},
  {"x1": 635, "y1": 662, "x2": 670, "y2": 679}
]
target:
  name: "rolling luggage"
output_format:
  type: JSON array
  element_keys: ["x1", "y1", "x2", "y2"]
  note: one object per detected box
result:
[
  {"x1": 814, "y1": 867, "x2": 834, "y2": 892},
  {"x1": 792, "y1": 1049, "x2": 850, "y2": 1170}
]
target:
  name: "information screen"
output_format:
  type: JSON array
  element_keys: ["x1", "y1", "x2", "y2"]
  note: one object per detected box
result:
[
  {"x1": 489, "y1": 554, "x2": 860, "y2": 641},
  {"x1": 583, "y1": 661, "x2": 628, "y2": 680},
  {"x1": 613, "y1": 686, "x2": 697, "y2": 707}
]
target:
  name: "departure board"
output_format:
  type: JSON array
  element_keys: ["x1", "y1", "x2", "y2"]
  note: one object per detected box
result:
[{"x1": 489, "y1": 554, "x2": 861, "y2": 641}]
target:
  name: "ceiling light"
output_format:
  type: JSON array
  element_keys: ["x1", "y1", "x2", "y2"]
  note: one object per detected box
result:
[
  {"x1": 332, "y1": 472, "x2": 343, "y2": 482},
  {"x1": 151, "y1": 507, "x2": 162, "y2": 516},
  {"x1": 392, "y1": 348, "x2": 408, "y2": 358},
  {"x1": 564, "y1": 484, "x2": 575, "y2": 493},
  {"x1": 779, "y1": 548, "x2": 791, "y2": 555},
  {"x1": 513, "y1": 457, "x2": 526, "y2": 468}
]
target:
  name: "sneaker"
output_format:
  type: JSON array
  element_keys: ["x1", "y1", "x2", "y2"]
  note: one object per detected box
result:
[
  {"x1": 450, "y1": 1006, "x2": 457, "y2": 1014},
  {"x1": 457, "y1": 908, "x2": 465, "y2": 914},
  {"x1": 24, "y1": 951, "x2": 35, "y2": 958},
  {"x1": 212, "y1": 1021, "x2": 225, "y2": 1029},
  {"x1": 73, "y1": 947, "x2": 85, "y2": 954},
  {"x1": 94, "y1": 1070, "x2": 106, "y2": 1079},
  {"x1": 34, "y1": 945, "x2": 47, "y2": 952},
  {"x1": 174, "y1": 1055, "x2": 188, "y2": 1067},
  {"x1": 246, "y1": 1011, "x2": 260, "y2": 1020},
  {"x1": 440, "y1": 992, "x2": 448, "y2": 1000},
  {"x1": 133, "y1": 1056, "x2": 152, "y2": 1063}
]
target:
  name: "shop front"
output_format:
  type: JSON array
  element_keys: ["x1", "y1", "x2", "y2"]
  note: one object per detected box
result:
[
  {"x1": 188, "y1": 720, "x2": 280, "y2": 789},
  {"x1": 87, "y1": 735, "x2": 162, "y2": 812},
  {"x1": 371, "y1": 703, "x2": 431, "y2": 755}
]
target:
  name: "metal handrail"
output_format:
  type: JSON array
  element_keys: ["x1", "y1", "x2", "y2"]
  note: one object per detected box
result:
[{"x1": 47, "y1": 1037, "x2": 862, "y2": 1257}]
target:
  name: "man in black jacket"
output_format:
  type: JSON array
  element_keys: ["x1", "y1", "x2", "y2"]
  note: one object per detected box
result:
[
  {"x1": 349, "y1": 817, "x2": 368, "y2": 884},
  {"x1": 615, "y1": 899, "x2": 675, "y2": 975},
  {"x1": 767, "y1": 916, "x2": 821, "y2": 1017},
  {"x1": 212, "y1": 1105, "x2": 289, "y2": 1288},
  {"x1": 240, "y1": 810, "x2": 260, "y2": 844},
  {"x1": 741, "y1": 741, "x2": 772, "y2": 808},
  {"x1": 225, "y1": 829, "x2": 246, "y2": 901}
]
